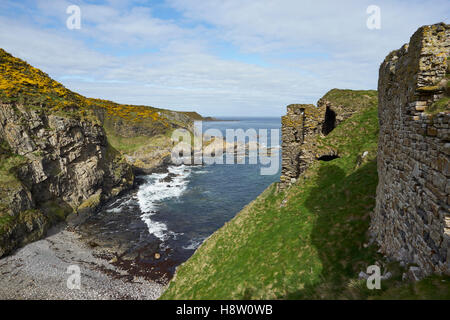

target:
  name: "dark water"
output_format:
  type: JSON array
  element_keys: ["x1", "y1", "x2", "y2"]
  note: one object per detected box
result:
[{"x1": 79, "y1": 117, "x2": 281, "y2": 281}]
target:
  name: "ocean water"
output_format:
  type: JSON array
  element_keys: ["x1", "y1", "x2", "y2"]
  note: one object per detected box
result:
[{"x1": 80, "y1": 117, "x2": 281, "y2": 279}]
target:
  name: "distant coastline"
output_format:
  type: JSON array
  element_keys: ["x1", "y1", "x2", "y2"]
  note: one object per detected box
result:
[
  {"x1": 179, "y1": 111, "x2": 240, "y2": 122},
  {"x1": 202, "y1": 117, "x2": 240, "y2": 122}
]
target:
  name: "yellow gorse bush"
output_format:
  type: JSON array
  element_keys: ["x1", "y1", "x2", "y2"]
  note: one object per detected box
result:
[{"x1": 0, "y1": 49, "x2": 165, "y2": 125}]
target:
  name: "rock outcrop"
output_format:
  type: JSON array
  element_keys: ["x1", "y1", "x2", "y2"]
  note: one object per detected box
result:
[
  {"x1": 371, "y1": 23, "x2": 450, "y2": 278},
  {"x1": 0, "y1": 103, "x2": 133, "y2": 257}
]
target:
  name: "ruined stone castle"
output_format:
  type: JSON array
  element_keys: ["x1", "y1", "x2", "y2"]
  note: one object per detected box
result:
[
  {"x1": 279, "y1": 94, "x2": 366, "y2": 190},
  {"x1": 279, "y1": 23, "x2": 449, "y2": 278}
]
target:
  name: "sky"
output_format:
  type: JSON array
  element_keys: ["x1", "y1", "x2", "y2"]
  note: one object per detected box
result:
[{"x1": 0, "y1": 0, "x2": 449, "y2": 117}]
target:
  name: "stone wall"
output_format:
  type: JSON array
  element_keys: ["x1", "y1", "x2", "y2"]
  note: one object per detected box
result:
[
  {"x1": 370, "y1": 23, "x2": 450, "y2": 278},
  {"x1": 279, "y1": 104, "x2": 321, "y2": 189},
  {"x1": 279, "y1": 96, "x2": 362, "y2": 190}
]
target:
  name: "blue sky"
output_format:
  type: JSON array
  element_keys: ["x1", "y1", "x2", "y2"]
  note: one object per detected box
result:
[{"x1": 0, "y1": 0, "x2": 449, "y2": 116}]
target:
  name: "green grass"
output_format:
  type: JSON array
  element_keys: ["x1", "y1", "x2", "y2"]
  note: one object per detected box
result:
[
  {"x1": 426, "y1": 96, "x2": 450, "y2": 115},
  {"x1": 0, "y1": 140, "x2": 27, "y2": 184},
  {"x1": 0, "y1": 139, "x2": 27, "y2": 193},
  {"x1": 0, "y1": 214, "x2": 14, "y2": 233},
  {"x1": 161, "y1": 103, "x2": 380, "y2": 299},
  {"x1": 375, "y1": 275, "x2": 450, "y2": 300},
  {"x1": 321, "y1": 89, "x2": 378, "y2": 112},
  {"x1": 104, "y1": 123, "x2": 174, "y2": 155},
  {"x1": 104, "y1": 130, "x2": 151, "y2": 154},
  {"x1": 0, "y1": 139, "x2": 29, "y2": 234},
  {"x1": 77, "y1": 193, "x2": 101, "y2": 211},
  {"x1": 161, "y1": 98, "x2": 449, "y2": 300}
]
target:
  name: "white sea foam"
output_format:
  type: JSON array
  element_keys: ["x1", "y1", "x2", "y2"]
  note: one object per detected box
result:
[
  {"x1": 193, "y1": 170, "x2": 209, "y2": 174},
  {"x1": 182, "y1": 237, "x2": 206, "y2": 250},
  {"x1": 106, "y1": 207, "x2": 122, "y2": 213},
  {"x1": 105, "y1": 195, "x2": 136, "y2": 213},
  {"x1": 137, "y1": 165, "x2": 191, "y2": 240}
]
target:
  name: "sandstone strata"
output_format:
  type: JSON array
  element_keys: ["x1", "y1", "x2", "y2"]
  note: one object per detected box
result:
[
  {"x1": 0, "y1": 103, "x2": 133, "y2": 257},
  {"x1": 370, "y1": 23, "x2": 450, "y2": 278}
]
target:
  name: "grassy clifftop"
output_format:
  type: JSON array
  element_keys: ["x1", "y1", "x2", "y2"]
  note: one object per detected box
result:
[
  {"x1": 161, "y1": 90, "x2": 450, "y2": 300},
  {"x1": 0, "y1": 49, "x2": 204, "y2": 146},
  {"x1": 321, "y1": 89, "x2": 378, "y2": 110},
  {"x1": 0, "y1": 48, "x2": 163, "y2": 124}
]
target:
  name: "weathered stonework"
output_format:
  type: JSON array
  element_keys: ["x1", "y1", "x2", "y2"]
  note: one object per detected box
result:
[
  {"x1": 280, "y1": 104, "x2": 321, "y2": 189},
  {"x1": 279, "y1": 96, "x2": 362, "y2": 190},
  {"x1": 371, "y1": 23, "x2": 450, "y2": 278}
]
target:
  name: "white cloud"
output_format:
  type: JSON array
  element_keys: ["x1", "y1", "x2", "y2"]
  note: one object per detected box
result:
[
  {"x1": 0, "y1": 17, "x2": 119, "y2": 75},
  {"x1": 0, "y1": 0, "x2": 448, "y2": 116}
]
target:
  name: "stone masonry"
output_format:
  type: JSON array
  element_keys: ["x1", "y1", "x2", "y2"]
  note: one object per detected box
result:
[
  {"x1": 370, "y1": 23, "x2": 450, "y2": 278},
  {"x1": 279, "y1": 96, "x2": 361, "y2": 190},
  {"x1": 280, "y1": 104, "x2": 321, "y2": 189}
]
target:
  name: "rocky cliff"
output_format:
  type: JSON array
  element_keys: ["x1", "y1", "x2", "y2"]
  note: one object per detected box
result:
[
  {"x1": 0, "y1": 49, "x2": 200, "y2": 257},
  {"x1": 0, "y1": 102, "x2": 134, "y2": 257},
  {"x1": 371, "y1": 23, "x2": 450, "y2": 279}
]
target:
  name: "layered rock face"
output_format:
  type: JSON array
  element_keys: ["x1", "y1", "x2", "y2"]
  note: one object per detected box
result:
[
  {"x1": 0, "y1": 103, "x2": 133, "y2": 257},
  {"x1": 279, "y1": 95, "x2": 363, "y2": 190},
  {"x1": 371, "y1": 23, "x2": 450, "y2": 278}
]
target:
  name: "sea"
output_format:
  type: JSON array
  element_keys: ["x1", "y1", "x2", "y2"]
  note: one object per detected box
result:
[{"x1": 79, "y1": 117, "x2": 281, "y2": 281}]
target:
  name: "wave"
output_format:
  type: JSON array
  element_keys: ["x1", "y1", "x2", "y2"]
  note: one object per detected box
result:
[
  {"x1": 193, "y1": 169, "x2": 210, "y2": 174},
  {"x1": 137, "y1": 165, "x2": 191, "y2": 240},
  {"x1": 105, "y1": 195, "x2": 137, "y2": 213},
  {"x1": 182, "y1": 237, "x2": 206, "y2": 250}
]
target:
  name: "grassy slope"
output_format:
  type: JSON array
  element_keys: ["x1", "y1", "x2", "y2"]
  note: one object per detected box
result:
[
  {"x1": 321, "y1": 89, "x2": 378, "y2": 111},
  {"x1": 103, "y1": 122, "x2": 175, "y2": 155},
  {"x1": 0, "y1": 48, "x2": 208, "y2": 172},
  {"x1": 161, "y1": 92, "x2": 450, "y2": 300}
]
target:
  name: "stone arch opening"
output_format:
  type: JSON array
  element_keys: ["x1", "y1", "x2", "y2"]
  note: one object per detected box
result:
[
  {"x1": 322, "y1": 106, "x2": 336, "y2": 135},
  {"x1": 317, "y1": 154, "x2": 340, "y2": 161}
]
